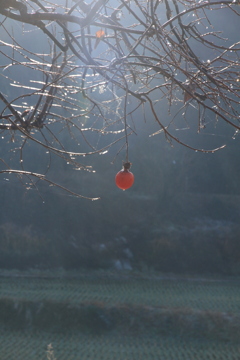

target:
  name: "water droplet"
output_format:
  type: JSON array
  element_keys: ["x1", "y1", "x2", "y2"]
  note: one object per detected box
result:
[{"x1": 99, "y1": 150, "x2": 108, "y2": 155}]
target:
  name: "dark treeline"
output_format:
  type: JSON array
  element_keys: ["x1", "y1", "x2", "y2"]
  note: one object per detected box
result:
[{"x1": 1, "y1": 130, "x2": 240, "y2": 275}]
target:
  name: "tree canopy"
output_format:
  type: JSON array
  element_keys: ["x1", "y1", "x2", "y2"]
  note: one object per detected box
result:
[{"x1": 0, "y1": 0, "x2": 239, "y2": 198}]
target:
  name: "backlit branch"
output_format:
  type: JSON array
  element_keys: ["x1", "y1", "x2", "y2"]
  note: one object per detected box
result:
[{"x1": 0, "y1": 0, "x2": 239, "y2": 196}]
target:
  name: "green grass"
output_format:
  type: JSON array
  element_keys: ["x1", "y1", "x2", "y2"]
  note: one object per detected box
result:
[
  {"x1": 1, "y1": 329, "x2": 240, "y2": 360},
  {"x1": 1, "y1": 270, "x2": 240, "y2": 312},
  {"x1": 0, "y1": 270, "x2": 240, "y2": 360}
]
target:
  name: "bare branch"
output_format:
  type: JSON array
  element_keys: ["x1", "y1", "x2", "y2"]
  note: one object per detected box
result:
[{"x1": 0, "y1": 0, "x2": 239, "y2": 196}]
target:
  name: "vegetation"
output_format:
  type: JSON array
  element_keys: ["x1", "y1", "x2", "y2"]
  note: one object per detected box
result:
[
  {"x1": 1, "y1": 214, "x2": 240, "y2": 274},
  {"x1": 0, "y1": 0, "x2": 239, "y2": 197},
  {"x1": 1, "y1": 328, "x2": 239, "y2": 360},
  {"x1": 0, "y1": 3, "x2": 240, "y2": 357},
  {"x1": 0, "y1": 271, "x2": 240, "y2": 359}
]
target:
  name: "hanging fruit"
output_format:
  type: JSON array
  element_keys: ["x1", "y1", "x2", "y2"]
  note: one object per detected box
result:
[{"x1": 115, "y1": 162, "x2": 134, "y2": 190}]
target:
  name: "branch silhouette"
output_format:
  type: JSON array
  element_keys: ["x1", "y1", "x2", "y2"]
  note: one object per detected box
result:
[{"x1": 0, "y1": 0, "x2": 239, "y2": 197}]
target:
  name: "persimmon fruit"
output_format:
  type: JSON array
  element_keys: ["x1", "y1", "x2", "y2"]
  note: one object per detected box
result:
[{"x1": 115, "y1": 162, "x2": 134, "y2": 190}]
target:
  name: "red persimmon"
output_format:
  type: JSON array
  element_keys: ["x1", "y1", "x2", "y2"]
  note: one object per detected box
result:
[{"x1": 115, "y1": 163, "x2": 134, "y2": 190}]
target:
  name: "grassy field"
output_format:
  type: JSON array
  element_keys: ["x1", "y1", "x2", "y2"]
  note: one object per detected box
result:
[{"x1": 0, "y1": 270, "x2": 240, "y2": 360}]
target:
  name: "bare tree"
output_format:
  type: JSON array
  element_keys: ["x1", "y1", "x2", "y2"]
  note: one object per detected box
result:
[{"x1": 0, "y1": 0, "x2": 239, "y2": 198}]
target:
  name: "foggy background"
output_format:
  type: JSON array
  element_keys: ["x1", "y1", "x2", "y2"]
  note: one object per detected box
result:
[{"x1": 0, "y1": 4, "x2": 240, "y2": 275}]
